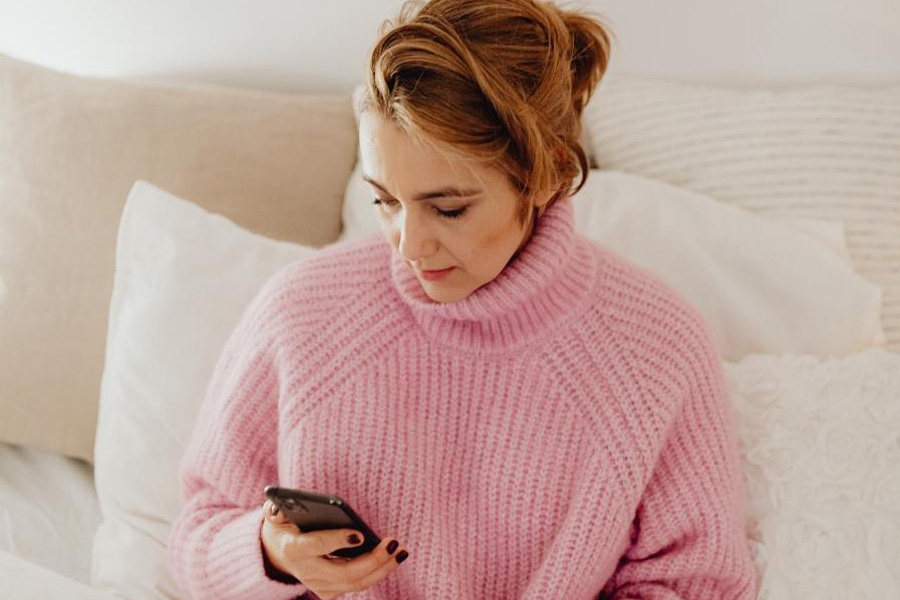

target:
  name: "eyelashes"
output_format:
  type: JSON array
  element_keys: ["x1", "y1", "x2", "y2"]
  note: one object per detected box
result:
[{"x1": 371, "y1": 197, "x2": 468, "y2": 220}]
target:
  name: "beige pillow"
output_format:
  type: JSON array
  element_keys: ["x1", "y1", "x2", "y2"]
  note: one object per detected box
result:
[{"x1": 0, "y1": 52, "x2": 357, "y2": 463}]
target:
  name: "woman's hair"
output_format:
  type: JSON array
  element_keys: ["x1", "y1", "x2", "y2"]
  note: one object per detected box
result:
[{"x1": 360, "y1": 0, "x2": 615, "y2": 226}]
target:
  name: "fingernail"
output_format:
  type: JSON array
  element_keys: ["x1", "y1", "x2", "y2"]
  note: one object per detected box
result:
[
  {"x1": 395, "y1": 550, "x2": 409, "y2": 564},
  {"x1": 269, "y1": 503, "x2": 279, "y2": 517},
  {"x1": 347, "y1": 533, "x2": 361, "y2": 545},
  {"x1": 386, "y1": 539, "x2": 398, "y2": 554}
]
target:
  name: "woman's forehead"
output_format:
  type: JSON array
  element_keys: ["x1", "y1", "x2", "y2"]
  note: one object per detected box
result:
[{"x1": 359, "y1": 113, "x2": 494, "y2": 190}]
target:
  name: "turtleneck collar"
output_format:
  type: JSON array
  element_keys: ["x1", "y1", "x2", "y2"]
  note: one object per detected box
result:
[{"x1": 388, "y1": 194, "x2": 598, "y2": 352}]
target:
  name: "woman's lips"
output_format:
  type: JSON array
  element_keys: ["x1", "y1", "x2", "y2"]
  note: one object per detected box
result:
[{"x1": 419, "y1": 267, "x2": 455, "y2": 281}]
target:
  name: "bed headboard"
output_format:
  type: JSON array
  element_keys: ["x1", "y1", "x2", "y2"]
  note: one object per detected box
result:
[{"x1": 0, "y1": 0, "x2": 898, "y2": 93}]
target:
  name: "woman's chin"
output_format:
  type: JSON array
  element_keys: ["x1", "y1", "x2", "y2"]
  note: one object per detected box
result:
[{"x1": 420, "y1": 280, "x2": 470, "y2": 303}]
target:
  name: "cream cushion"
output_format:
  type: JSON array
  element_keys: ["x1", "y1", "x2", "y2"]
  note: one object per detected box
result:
[
  {"x1": 583, "y1": 76, "x2": 900, "y2": 353},
  {"x1": 0, "y1": 52, "x2": 357, "y2": 462}
]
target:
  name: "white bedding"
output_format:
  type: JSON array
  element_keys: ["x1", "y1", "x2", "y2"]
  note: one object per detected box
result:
[
  {"x1": 0, "y1": 547, "x2": 118, "y2": 600},
  {"x1": 0, "y1": 441, "x2": 101, "y2": 585}
]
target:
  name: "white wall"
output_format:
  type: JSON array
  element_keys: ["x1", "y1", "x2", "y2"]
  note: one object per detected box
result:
[{"x1": 1, "y1": 0, "x2": 898, "y2": 93}]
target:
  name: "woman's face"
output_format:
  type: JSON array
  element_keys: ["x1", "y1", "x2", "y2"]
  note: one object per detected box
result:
[{"x1": 359, "y1": 110, "x2": 549, "y2": 303}]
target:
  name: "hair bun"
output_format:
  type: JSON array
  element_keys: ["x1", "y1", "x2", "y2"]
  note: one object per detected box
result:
[{"x1": 546, "y1": 3, "x2": 615, "y2": 116}]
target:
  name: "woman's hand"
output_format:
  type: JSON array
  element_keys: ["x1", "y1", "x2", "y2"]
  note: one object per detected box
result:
[{"x1": 260, "y1": 499, "x2": 409, "y2": 600}]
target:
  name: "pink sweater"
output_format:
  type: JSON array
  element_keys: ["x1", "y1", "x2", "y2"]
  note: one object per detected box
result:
[{"x1": 167, "y1": 194, "x2": 759, "y2": 600}]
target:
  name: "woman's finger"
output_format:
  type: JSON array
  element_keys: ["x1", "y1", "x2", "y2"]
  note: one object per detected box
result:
[
  {"x1": 339, "y1": 539, "x2": 409, "y2": 592},
  {"x1": 321, "y1": 537, "x2": 408, "y2": 591}
]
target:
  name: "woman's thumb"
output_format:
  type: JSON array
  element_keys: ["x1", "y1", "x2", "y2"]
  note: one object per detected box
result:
[{"x1": 265, "y1": 500, "x2": 289, "y2": 524}]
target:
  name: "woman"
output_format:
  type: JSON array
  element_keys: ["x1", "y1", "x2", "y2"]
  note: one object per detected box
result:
[{"x1": 167, "y1": 0, "x2": 759, "y2": 599}]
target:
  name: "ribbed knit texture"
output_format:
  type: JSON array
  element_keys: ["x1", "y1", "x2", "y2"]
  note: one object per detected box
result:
[{"x1": 167, "y1": 195, "x2": 759, "y2": 600}]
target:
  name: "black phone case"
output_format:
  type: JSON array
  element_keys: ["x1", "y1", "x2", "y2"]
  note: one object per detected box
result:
[{"x1": 264, "y1": 485, "x2": 382, "y2": 559}]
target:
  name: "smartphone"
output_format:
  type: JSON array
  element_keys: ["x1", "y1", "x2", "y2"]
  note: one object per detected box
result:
[{"x1": 264, "y1": 485, "x2": 382, "y2": 559}]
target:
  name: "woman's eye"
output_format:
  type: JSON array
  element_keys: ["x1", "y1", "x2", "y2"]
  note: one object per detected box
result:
[
  {"x1": 371, "y1": 197, "x2": 467, "y2": 220},
  {"x1": 438, "y1": 207, "x2": 467, "y2": 219}
]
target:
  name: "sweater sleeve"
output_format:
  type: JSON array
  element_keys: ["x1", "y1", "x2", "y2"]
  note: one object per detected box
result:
[
  {"x1": 166, "y1": 268, "x2": 312, "y2": 600},
  {"x1": 599, "y1": 316, "x2": 759, "y2": 600}
]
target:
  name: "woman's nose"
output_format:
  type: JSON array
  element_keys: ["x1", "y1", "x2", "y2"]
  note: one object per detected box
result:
[{"x1": 397, "y1": 210, "x2": 436, "y2": 261}]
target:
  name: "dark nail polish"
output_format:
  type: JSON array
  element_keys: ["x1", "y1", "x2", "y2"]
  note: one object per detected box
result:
[
  {"x1": 347, "y1": 533, "x2": 361, "y2": 545},
  {"x1": 386, "y1": 539, "x2": 398, "y2": 554},
  {"x1": 395, "y1": 550, "x2": 409, "y2": 564}
]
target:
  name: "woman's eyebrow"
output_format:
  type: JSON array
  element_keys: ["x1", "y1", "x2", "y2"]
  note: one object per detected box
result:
[{"x1": 362, "y1": 173, "x2": 482, "y2": 201}]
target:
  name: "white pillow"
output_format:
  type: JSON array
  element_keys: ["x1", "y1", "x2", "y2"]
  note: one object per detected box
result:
[
  {"x1": 571, "y1": 170, "x2": 884, "y2": 360},
  {"x1": 727, "y1": 346, "x2": 900, "y2": 598},
  {"x1": 339, "y1": 84, "x2": 372, "y2": 243},
  {"x1": 91, "y1": 181, "x2": 317, "y2": 600},
  {"x1": 340, "y1": 165, "x2": 884, "y2": 360},
  {"x1": 773, "y1": 218, "x2": 851, "y2": 265},
  {"x1": 583, "y1": 76, "x2": 900, "y2": 353}
]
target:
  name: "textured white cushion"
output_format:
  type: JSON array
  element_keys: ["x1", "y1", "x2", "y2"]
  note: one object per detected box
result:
[
  {"x1": 727, "y1": 346, "x2": 900, "y2": 598},
  {"x1": 341, "y1": 165, "x2": 884, "y2": 360},
  {"x1": 583, "y1": 76, "x2": 900, "y2": 353},
  {"x1": 91, "y1": 181, "x2": 316, "y2": 600}
]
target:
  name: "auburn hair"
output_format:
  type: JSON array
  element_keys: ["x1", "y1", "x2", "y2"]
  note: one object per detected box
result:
[{"x1": 360, "y1": 0, "x2": 615, "y2": 226}]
